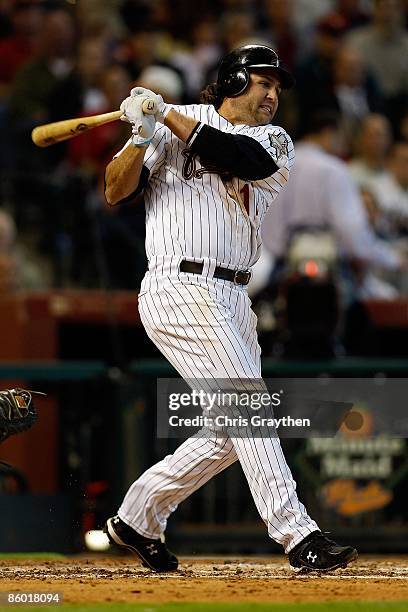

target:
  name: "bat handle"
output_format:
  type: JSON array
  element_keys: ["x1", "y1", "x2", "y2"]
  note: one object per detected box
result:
[{"x1": 141, "y1": 98, "x2": 158, "y2": 114}]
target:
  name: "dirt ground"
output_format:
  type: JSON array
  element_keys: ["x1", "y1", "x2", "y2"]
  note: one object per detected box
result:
[{"x1": 0, "y1": 556, "x2": 407, "y2": 605}]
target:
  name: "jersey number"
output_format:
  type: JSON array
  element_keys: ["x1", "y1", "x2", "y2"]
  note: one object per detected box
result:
[{"x1": 240, "y1": 183, "x2": 250, "y2": 215}]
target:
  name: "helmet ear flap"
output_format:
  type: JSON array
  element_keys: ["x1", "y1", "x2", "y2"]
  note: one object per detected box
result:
[{"x1": 221, "y1": 67, "x2": 249, "y2": 97}]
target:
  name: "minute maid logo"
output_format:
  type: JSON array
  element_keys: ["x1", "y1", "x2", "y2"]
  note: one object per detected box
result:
[
  {"x1": 296, "y1": 402, "x2": 407, "y2": 518},
  {"x1": 268, "y1": 131, "x2": 289, "y2": 168}
]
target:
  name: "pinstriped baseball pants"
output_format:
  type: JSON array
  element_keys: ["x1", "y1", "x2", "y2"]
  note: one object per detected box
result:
[{"x1": 118, "y1": 273, "x2": 319, "y2": 553}]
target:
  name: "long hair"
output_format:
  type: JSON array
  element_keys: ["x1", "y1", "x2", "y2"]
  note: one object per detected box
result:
[{"x1": 199, "y1": 82, "x2": 224, "y2": 109}]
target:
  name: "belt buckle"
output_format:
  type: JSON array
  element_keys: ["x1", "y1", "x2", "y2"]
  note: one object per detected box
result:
[{"x1": 233, "y1": 269, "x2": 251, "y2": 285}]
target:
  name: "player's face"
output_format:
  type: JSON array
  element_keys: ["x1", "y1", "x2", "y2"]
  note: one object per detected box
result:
[{"x1": 227, "y1": 72, "x2": 281, "y2": 126}]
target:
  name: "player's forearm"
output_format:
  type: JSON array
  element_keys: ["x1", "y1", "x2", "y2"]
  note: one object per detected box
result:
[
  {"x1": 164, "y1": 111, "x2": 278, "y2": 180},
  {"x1": 164, "y1": 109, "x2": 199, "y2": 143},
  {"x1": 105, "y1": 143, "x2": 147, "y2": 206}
]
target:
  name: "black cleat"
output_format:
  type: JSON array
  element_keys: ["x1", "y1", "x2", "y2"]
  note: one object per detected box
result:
[
  {"x1": 104, "y1": 515, "x2": 179, "y2": 573},
  {"x1": 288, "y1": 531, "x2": 358, "y2": 572}
]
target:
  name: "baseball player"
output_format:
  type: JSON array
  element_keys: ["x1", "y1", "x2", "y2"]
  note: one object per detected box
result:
[{"x1": 103, "y1": 45, "x2": 358, "y2": 573}]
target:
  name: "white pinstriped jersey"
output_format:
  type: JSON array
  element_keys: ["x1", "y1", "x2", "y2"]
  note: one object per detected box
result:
[
  {"x1": 117, "y1": 104, "x2": 294, "y2": 270},
  {"x1": 116, "y1": 103, "x2": 320, "y2": 550}
]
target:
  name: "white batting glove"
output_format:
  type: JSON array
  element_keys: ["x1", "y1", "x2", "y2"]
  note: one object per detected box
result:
[
  {"x1": 131, "y1": 112, "x2": 156, "y2": 147},
  {"x1": 120, "y1": 95, "x2": 143, "y2": 125},
  {"x1": 130, "y1": 86, "x2": 172, "y2": 123},
  {"x1": 120, "y1": 95, "x2": 156, "y2": 146}
]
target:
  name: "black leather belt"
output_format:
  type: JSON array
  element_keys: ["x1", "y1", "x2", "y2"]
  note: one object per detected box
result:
[{"x1": 180, "y1": 260, "x2": 252, "y2": 285}]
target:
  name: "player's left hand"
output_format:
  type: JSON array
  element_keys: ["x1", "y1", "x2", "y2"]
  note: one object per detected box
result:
[
  {"x1": 132, "y1": 111, "x2": 156, "y2": 146},
  {"x1": 120, "y1": 95, "x2": 156, "y2": 146},
  {"x1": 130, "y1": 86, "x2": 172, "y2": 123}
]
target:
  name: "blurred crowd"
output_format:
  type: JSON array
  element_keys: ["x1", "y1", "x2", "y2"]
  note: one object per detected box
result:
[{"x1": 0, "y1": 0, "x2": 407, "y2": 305}]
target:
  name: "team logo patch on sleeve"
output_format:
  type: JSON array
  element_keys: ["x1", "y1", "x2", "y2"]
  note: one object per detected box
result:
[{"x1": 268, "y1": 132, "x2": 289, "y2": 168}]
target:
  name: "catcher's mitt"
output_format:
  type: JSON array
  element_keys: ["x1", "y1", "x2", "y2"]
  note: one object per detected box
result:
[{"x1": 0, "y1": 388, "x2": 45, "y2": 443}]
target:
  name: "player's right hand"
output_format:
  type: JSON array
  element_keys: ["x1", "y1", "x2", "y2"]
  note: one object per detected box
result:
[{"x1": 120, "y1": 95, "x2": 145, "y2": 125}]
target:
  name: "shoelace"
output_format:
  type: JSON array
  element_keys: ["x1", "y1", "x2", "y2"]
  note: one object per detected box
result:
[{"x1": 313, "y1": 532, "x2": 338, "y2": 547}]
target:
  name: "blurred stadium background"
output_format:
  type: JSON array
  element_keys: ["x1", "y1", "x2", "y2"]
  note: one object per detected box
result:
[{"x1": 0, "y1": 0, "x2": 407, "y2": 557}]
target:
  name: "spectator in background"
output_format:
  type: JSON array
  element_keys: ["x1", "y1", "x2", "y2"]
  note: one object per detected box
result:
[
  {"x1": 259, "y1": 0, "x2": 299, "y2": 71},
  {"x1": 62, "y1": 63, "x2": 132, "y2": 289},
  {"x1": 397, "y1": 109, "x2": 408, "y2": 142},
  {"x1": 48, "y1": 37, "x2": 110, "y2": 122},
  {"x1": 170, "y1": 18, "x2": 221, "y2": 100},
  {"x1": 360, "y1": 186, "x2": 391, "y2": 239},
  {"x1": 294, "y1": 14, "x2": 348, "y2": 134},
  {"x1": 75, "y1": 0, "x2": 122, "y2": 41},
  {"x1": 9, "y1": 6, "x2": 76, "y2": 127},
  {"x1": 118, "y1": 0, "x2": 190, "y2": 66},
  {"x1": 118, "y1": 25, "x2": 161, "y2": 81},
  {"x1": 118, "y1": 0, "x2": 155, "y2": 38},
  {"x1": 67, "y1": 63, "x2": 132, "y2": 177},
  {"x1": 115, "y1": 1, "x2": 189, "y2": 100},
  {"x1": 137, "y1": 65, "x2": 183, "y2": 104},
  {"x1": 0, "y1": 208, "x2": 50, "y2": 290},
  {"x1": 113, "y1": 4, "x2": 160, "y2": 70},
  {"x1": 6, "y1": 5, "x2": 75, "y2": 167},
  {"x1": 321, "y1": 0, "x2": 370, "y2": 32},
  {"x1": 219, "y1": 9, "x2": 257, "y2": 52},
  {"x1": 370, "y1": 141, "x2": 408, "y2": 238},
  {"x1": 262, "y1": 112, "x2": 402, "y2": 289},
  {"x1": 346, "y1": 0, "x2": 408, "y2": 132},
  {"x1": 0, "y1": 208, "x2": 18, "y2": 291},
  {"x1": 202, "y1": 9, "x2": 258, "y2": 90},
  {"x1": 348, "y1": 113, "x2": 392, "y2": 189},
  {"x1": 330, "y1": 45, "x2": 383, "y2": 155},
  {"x1": 356, "y1": 186, "x2": 399, "y2": 299},
  {"x1": 257, "y1": 0, "x2": 301, "y2": 135},
  {"x1": 6, "y1": 6, "x2": 76, "y2": 281},
  {"x1": 0, "y1": 0, "x2": 43, "y2": 102},
  {"x1": 292, "y1": 0, "x2": 334, "y2": 35}
]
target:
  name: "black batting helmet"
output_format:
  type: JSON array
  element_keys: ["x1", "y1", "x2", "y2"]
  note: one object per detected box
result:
[{"x1": 217, "y1": 44, "x2": 294, "y2": 98}]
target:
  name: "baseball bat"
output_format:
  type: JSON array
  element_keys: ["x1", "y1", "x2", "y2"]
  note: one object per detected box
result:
[{"x1": 31, "y1": 98, "x2": 158, "y2": 148}]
